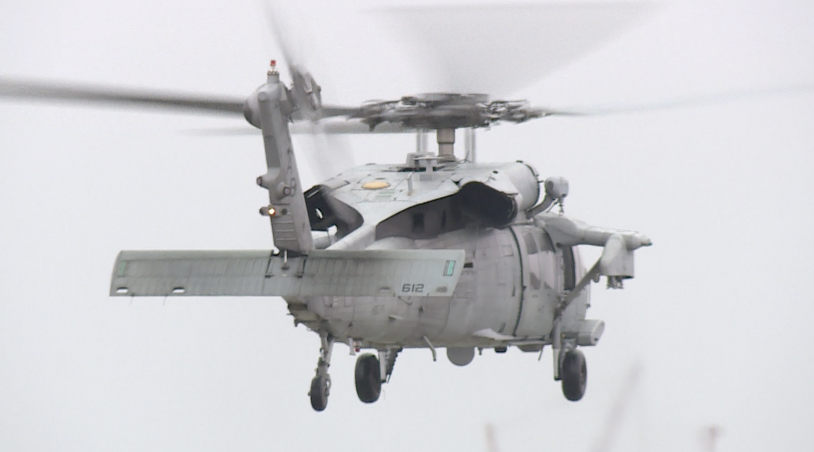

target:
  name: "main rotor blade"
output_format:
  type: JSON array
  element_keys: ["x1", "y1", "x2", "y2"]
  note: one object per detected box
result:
[
  {"x1": 376, "y1": 2, "x2": 659, "y2": 96},
  {"x1": 293, "y1": 121, "x2": 357, "y2": 183},
  {"x1": 537, "y1": 83, "x2": 814, "y2": 117},
  {"x1": 265, "y1": 2, "x2": 328, "y2": 119},
  {"x1": 0, "y1": 77, "x2": 246, "y2": 116},
  {"x1": 265, "y1": 3, "x2": 302, "y2": 78}
]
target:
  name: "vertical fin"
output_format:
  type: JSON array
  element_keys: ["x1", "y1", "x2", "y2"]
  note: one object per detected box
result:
[{"x1": 256, "y1": 69, "x2": 313, "y2": 254}]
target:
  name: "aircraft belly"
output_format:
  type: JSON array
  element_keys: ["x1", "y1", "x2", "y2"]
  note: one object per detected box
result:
[
  {"x1": 311, "y1": 294, "x2": 451, "y2": 346},
  {"x1": 349, "y1": 296, "x2": 410, "y2": 343}
]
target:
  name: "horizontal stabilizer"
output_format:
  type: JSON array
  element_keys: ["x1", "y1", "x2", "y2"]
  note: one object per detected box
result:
[{"x1": 110, "y1": 249, "x2": 465, "y2": 298}]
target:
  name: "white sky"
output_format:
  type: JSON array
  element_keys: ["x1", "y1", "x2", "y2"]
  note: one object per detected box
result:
[{"x1": 1, "y1": 1, "x2": 813, "y2": 451}]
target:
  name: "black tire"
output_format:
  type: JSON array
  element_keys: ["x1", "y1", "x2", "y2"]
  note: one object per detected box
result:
[
  {"x1": 354, "y1": 353, "x2": 382, "y2": 403},
  {"x1": 310, "y1": 376, "x2": 329, "y2": 411},
  {"x1": 561, "y1": 349, "x2": 587, "y2": 402}
]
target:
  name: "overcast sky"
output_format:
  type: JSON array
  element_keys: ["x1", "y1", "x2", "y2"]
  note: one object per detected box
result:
[{"x1": 1, "y1": 1, "x2": 813, "y2": 451}]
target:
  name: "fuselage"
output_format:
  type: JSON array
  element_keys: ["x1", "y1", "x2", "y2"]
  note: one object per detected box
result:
[
  {"x1": 300, "y1": 226, "x2": 589, "y2": 349},
  {"x1": 284, "y1": 160, "x2": 590, "y2": 350}
]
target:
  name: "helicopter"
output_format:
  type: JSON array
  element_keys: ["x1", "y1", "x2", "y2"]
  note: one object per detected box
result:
[{"x1": 0, "y1": 5, "x2": 654, "y2": 413}]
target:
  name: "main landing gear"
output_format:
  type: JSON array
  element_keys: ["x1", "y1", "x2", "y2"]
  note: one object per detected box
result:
[
  {"x1": 552, "y1": 320, "x2": 587, "y2": 401},
  {"x1": 354, "y1": 348, "x2": 399, "y2": 404},
  {"x1": 354, "y1": 354, "x2": 381, "y2": 403},
  {"x1": 560, "y1": 349, "x2": 587, "y2": 401},
  {"x1": 308, "y1": 335, "x2": 400, "y2": 411},
  {"x1": 308, "y1": 332, "x2": 334, "y2": 412}
]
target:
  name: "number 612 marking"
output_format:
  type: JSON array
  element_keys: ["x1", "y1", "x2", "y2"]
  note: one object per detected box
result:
[{"x1": 402, "y1": 283, "x2": 424, "y2": 293}]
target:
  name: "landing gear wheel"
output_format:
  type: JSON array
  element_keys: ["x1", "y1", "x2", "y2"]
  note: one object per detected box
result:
[
  {"x1": 561, "y1": 349, "x2": 587, "y2": 402},
  {"x1": 309, "y1": 375, "x2": 330, "y2": 412},
  {"x1": 354, "y1": 353, "x2": 382, "y2": 403}
]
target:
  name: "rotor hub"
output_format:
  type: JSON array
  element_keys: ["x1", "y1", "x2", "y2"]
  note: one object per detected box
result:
[{"x1": 355, "y1": 93, "x2": 544, "y2": 131}]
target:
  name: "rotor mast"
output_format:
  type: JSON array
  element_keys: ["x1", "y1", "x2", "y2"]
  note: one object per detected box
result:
[
  {"x1": 432, "y1": 127, "x2": 476, "y2": 162},
  {"x1": 437, "y1": 128, "x2": 456, "y2": 160}
]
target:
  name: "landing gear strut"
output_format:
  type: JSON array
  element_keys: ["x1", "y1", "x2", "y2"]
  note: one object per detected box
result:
[
  {"x1": 550, "y1": 260, "x2": 601, "y2": 402},
  {"x1": 309, "y1": 331, "x2": 334, "y2": 411}
]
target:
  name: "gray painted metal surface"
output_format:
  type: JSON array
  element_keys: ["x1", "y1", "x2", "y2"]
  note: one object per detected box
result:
[
  {"x1": 255, "y1": 70, "x2": 313, "y2": 254},
  {"x1": 110, "y1": 249, "x2": 464, "y2": 298}
]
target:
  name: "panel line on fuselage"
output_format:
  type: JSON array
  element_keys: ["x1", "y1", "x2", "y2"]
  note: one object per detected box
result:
[{"x1": 508, "y1": 226, "x2": 525, "y2": 337}]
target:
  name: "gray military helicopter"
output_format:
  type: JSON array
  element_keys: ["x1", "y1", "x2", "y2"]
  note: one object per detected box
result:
[{"x1": 0, "y1": 7, "x2": 654, "y2": 412}]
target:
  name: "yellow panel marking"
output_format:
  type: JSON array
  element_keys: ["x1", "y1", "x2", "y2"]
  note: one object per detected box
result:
[{"x1": 362, "y1": 180, "x2": 390, "y2": 190}]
